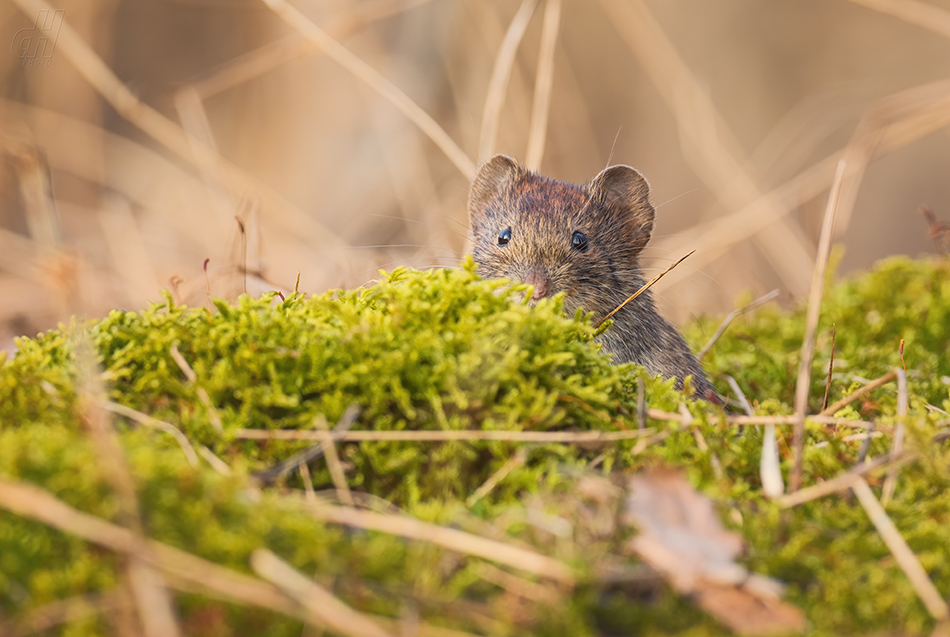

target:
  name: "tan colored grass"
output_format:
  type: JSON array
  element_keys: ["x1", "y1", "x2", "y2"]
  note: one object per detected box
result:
[
  {"x1": 524, "y1": 0, "x2": 563, "y2": 171},
  {"x1": 790, "y1": 159, "x2": 847, "y2": 492}
]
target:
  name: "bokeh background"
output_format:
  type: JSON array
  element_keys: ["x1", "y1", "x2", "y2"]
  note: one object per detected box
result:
[{"x1": 2, "y1": 0, "x2": 950, "y2": 352}]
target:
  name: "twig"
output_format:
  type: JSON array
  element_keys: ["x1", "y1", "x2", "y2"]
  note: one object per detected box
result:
[
  {"x1": 648, "y1": 79, "x2": 950, "y2": 293},
  {"x1": 101, "y1": 400, "x2": 200, "y2": 468},
  {"x1": 260, "y1": 0, "x2": 475, "y2": 176},
  {"x1": 479, "y1": 0, "x2": 540, "y2": 161},
  {"x1": 253, "y1": 406, "x2": 361, "y2": 484},
  {"x1": 315, "y1": 413, "x2": 355, "y2": 507},
  {"x1": 851, "y1": 478, "x2": 950, "y2": 621},
  {"x1": 188, "y1": 0, "x2": 438, "y2": 99},
  {"x1": 598, "y1": 0, "x2": 814, "y2": 294},
  {"x1": 698, "y1": 289, "x2": 780, "y2": 360},
  {"x1": 790, "y1": 158, "x2": 847, "y2": 493},
  {"x1": 881, "y1": 368, "x2": 908, "y2": 506},
  {"x1": 169, "y1": 343, "x2": 223, "y2": 434},
  {"x1": 822, "y1": 324, "x2": 836, "y2": 411},
  {"x1": 235, "y1": 413, "x2": 880, "y2": 445},
  {"x1": 8, "y1": 0, "x2": 346, "y2": 250},
  {"x1": 298, "y1": 459, "x2": 317, "y2": 506},
  {"x1": 777, "y1": 452, "x2": 916, "y2": 508},
  {"x1": 595, "y1": 251, "x2": 695, "y2": 329},
  {"x1": 299, "y1": 500, "x2": 575, "y2": 584},
  {"x1": 724, "y1": 376, "x2": 754, "y2": 416},
  {"x1": 250, "y1": 549, "x2": 394, "y2": 637},
  {"x1": 682, "y1": 405, "x2": 722, "y2": 479},
  {"x1": 525, "y1": 0, "x2": 563, "y2": 170},
  {"x1": 467, "y1": 447, "x2": 530, "y2": 507},
  {"x1": 0, "y1": 480, "x2": 308, "y2": 622},
  {"x1": 74, "y1": 337, "x2": 181, "y2": 637},
  {"x1": 819, "y1": 369, "x2": 898, "y2": 416},
  {"x1": 474, "y1": 562, "x2": 559, "y2": 604},
  {"x1": 236, "y1": 428, "x2": 656, "y2": 442},
  {"x1": 812, "y1": 431, "x2": 884, "y2": 448},
  {"x1": 856, "y1": 422, "x2": 877, "y2": 463}
]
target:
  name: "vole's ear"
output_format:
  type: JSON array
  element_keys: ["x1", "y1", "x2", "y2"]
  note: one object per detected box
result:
[
  {"x1": 587, "y1": 164, "x2": 655, "y2": 249},
  {"x1": 468, "y1": 154, "x2": 522, "y2": 222}
]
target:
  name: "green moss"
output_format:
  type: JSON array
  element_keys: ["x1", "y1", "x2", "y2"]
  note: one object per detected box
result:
[{"x1": 1, "y1": 255, "x2": 948, "y2": 635}]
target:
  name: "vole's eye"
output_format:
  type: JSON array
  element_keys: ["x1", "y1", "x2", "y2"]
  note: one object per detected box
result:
[
  {"x1": 498, "y1": 227, "x2": 512, "y2": 246},
  {"x1": 571, "y1": 231, "x2": 588, "y2": 252}
]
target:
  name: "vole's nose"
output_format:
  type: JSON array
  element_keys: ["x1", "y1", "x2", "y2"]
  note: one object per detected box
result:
[{"x1": 522, "y1": 269, "x2": 551, "y2": 301}]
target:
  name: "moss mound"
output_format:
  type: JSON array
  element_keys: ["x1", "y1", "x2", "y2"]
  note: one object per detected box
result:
[{"x1": 1, "y1": 255, "x2": 948, "y2": 636}]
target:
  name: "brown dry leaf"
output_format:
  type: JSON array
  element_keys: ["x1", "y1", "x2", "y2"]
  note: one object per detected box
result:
[{"x1": 624, "y1": 467, "x2": 807, "y2": 635}]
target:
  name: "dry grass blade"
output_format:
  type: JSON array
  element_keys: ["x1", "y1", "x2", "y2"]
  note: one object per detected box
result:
[
  {"x1": 173, "y1": 87, "x2": 234, "y2": 224},
  {"x1": 235, "y1": 428, "x2": 654, "y2": 442},
  {"x1": 251, "y1": 549, "x2": 394, "y2": 637},
  {"x1": 881, "y1": 367, "x2": 908, "y2": 506},
  {"x1": 790, "y1": 158, "x2": 848, "y2": 493},
  {"x1": 594, "y1": 250, "x2": 694, "y2": 329},
  {"x1": 261, "y1": 0, "x2": 475, "y2": 176},
  {"x1": 697, "y1": 289, "x2": 780, "y2": 360},
  {"x1": 822, "y1": 324, "x2": 837, "y2": 411},
  {"x1": 300, "y1": 501, "x2": 575, "y2": 584},
  {"x1": 778, "y1": 443, "x2": 928, "y2": 508},
  {"x1": 844, "y1": 0, "x2": 950, "y2": 40},
  {"x1": 253, "y1": 406, "x2": 361, "y2": 484},
  {"x1": 467, "y1": 447, "x2": 530, "y2": 507},
  {"x1": 760, "y1": 421, "x2": 785, "y2": 498},
  {"x1": 314, "y1": 414, "x2": 355, "y2": 507},
  {"x1": 525, "y1": 0, "x2": 563, "y2": 170},
  {"x1": 0, "y1": 479, "x2": 310, "y2": 622},
  {"x1": 724, "y1": 375, "x2": 754, "y2": 416},
  {"x1": 169, "y1": 343, "x2": 223, "y2": 434},
  {"x1": 8, "y1": 0, "x2": 346, "y2": 250},
  {"x1": 101, "y1": 400, "x2": 200, "y2": 468},
  {"x1": 98, "y1": 197, "x2": 163, "y2": 306},
  {"x1": 474, "y1": 562, "x2": 559, "y2": 604},
  {"x1": 820, "y1": 369, "x2": 898, "y2": 416},
  {"x1": 14, "y1": 146, "x2": 60, "y2": 250},
  {"x1": 651, "y1": 78, "x2": 950, "y2": 292},
  {"x1": 189, "y1": 0, "x2": 436, "y2": 99},
  {"x1": 598, "y1": 0, "x2": 814, "y2": 295},
  {"x1": 73, "y1": 337, "x2": 182, "y2": 637},
  {"x1": 851, "y1": 478, "x2": 950, "y2": 621},
  {"x1": 478, "y1": 0, "x2": 540, "y2": 161}
]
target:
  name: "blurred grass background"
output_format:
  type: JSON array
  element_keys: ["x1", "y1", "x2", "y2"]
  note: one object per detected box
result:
[{"x1": 1, "y1": 0, "x2": 949, "y2": 353}]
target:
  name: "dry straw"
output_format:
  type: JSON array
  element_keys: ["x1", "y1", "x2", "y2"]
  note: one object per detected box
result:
[
  {"x1": 524, "y1": 0, "x2": 564, "y2": 170},
  {"x1": 790, "y1": 159, "x2": 847, "y2": 493},
  {"x1": 8, "y1": 0, "x2": 346, "y2": 252},
  {"x1": 479, "y1": 0, "x2": 540, "y2": 162},
  {"x1": 261, "y1": 0, "x2": 475, "y2": 177}
]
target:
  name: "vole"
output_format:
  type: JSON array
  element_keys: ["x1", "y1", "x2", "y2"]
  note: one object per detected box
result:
[{"x1": 467, "y1": 154, "x2": 716, "y2": 402}]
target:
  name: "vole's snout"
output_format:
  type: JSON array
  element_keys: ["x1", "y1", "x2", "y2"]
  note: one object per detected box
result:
[{"x1": 522, "y1": 269, "x2": 551, "y2": 302}]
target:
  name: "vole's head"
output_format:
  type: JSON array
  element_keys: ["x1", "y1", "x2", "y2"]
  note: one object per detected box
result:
[{"x1": 467, "y1": 154, "x2": 656, "y2": 317}]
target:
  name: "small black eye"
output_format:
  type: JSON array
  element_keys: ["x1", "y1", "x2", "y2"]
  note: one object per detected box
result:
[
  {"x1": 571, "y1": 231, "x2": 588, "y2": 252},
  {"x1": 498, "y1": 227, "x2": 512, "y2": 246}
]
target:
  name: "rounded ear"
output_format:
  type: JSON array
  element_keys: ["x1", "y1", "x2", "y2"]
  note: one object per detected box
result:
[
  {"x1": 468, "y1": 154, "x2": 522, "y2": 222},
  {"x1": 587, "y1": 164, "x2": 655, "y2": 249}
]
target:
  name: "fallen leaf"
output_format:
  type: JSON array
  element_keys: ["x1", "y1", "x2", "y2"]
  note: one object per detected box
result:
[{"x1": 624, "y1": 467, "x2": 807, "y2": 635}]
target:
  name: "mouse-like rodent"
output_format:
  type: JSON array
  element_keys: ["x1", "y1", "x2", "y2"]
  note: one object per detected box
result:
[{"x1": 468, "y1": 154, "x2": 716, "y2": 402}]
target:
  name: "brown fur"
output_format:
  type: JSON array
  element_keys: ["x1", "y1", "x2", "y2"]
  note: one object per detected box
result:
[{"x1": 468, "y1": 154, "x2": 716, "y2": 401}]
